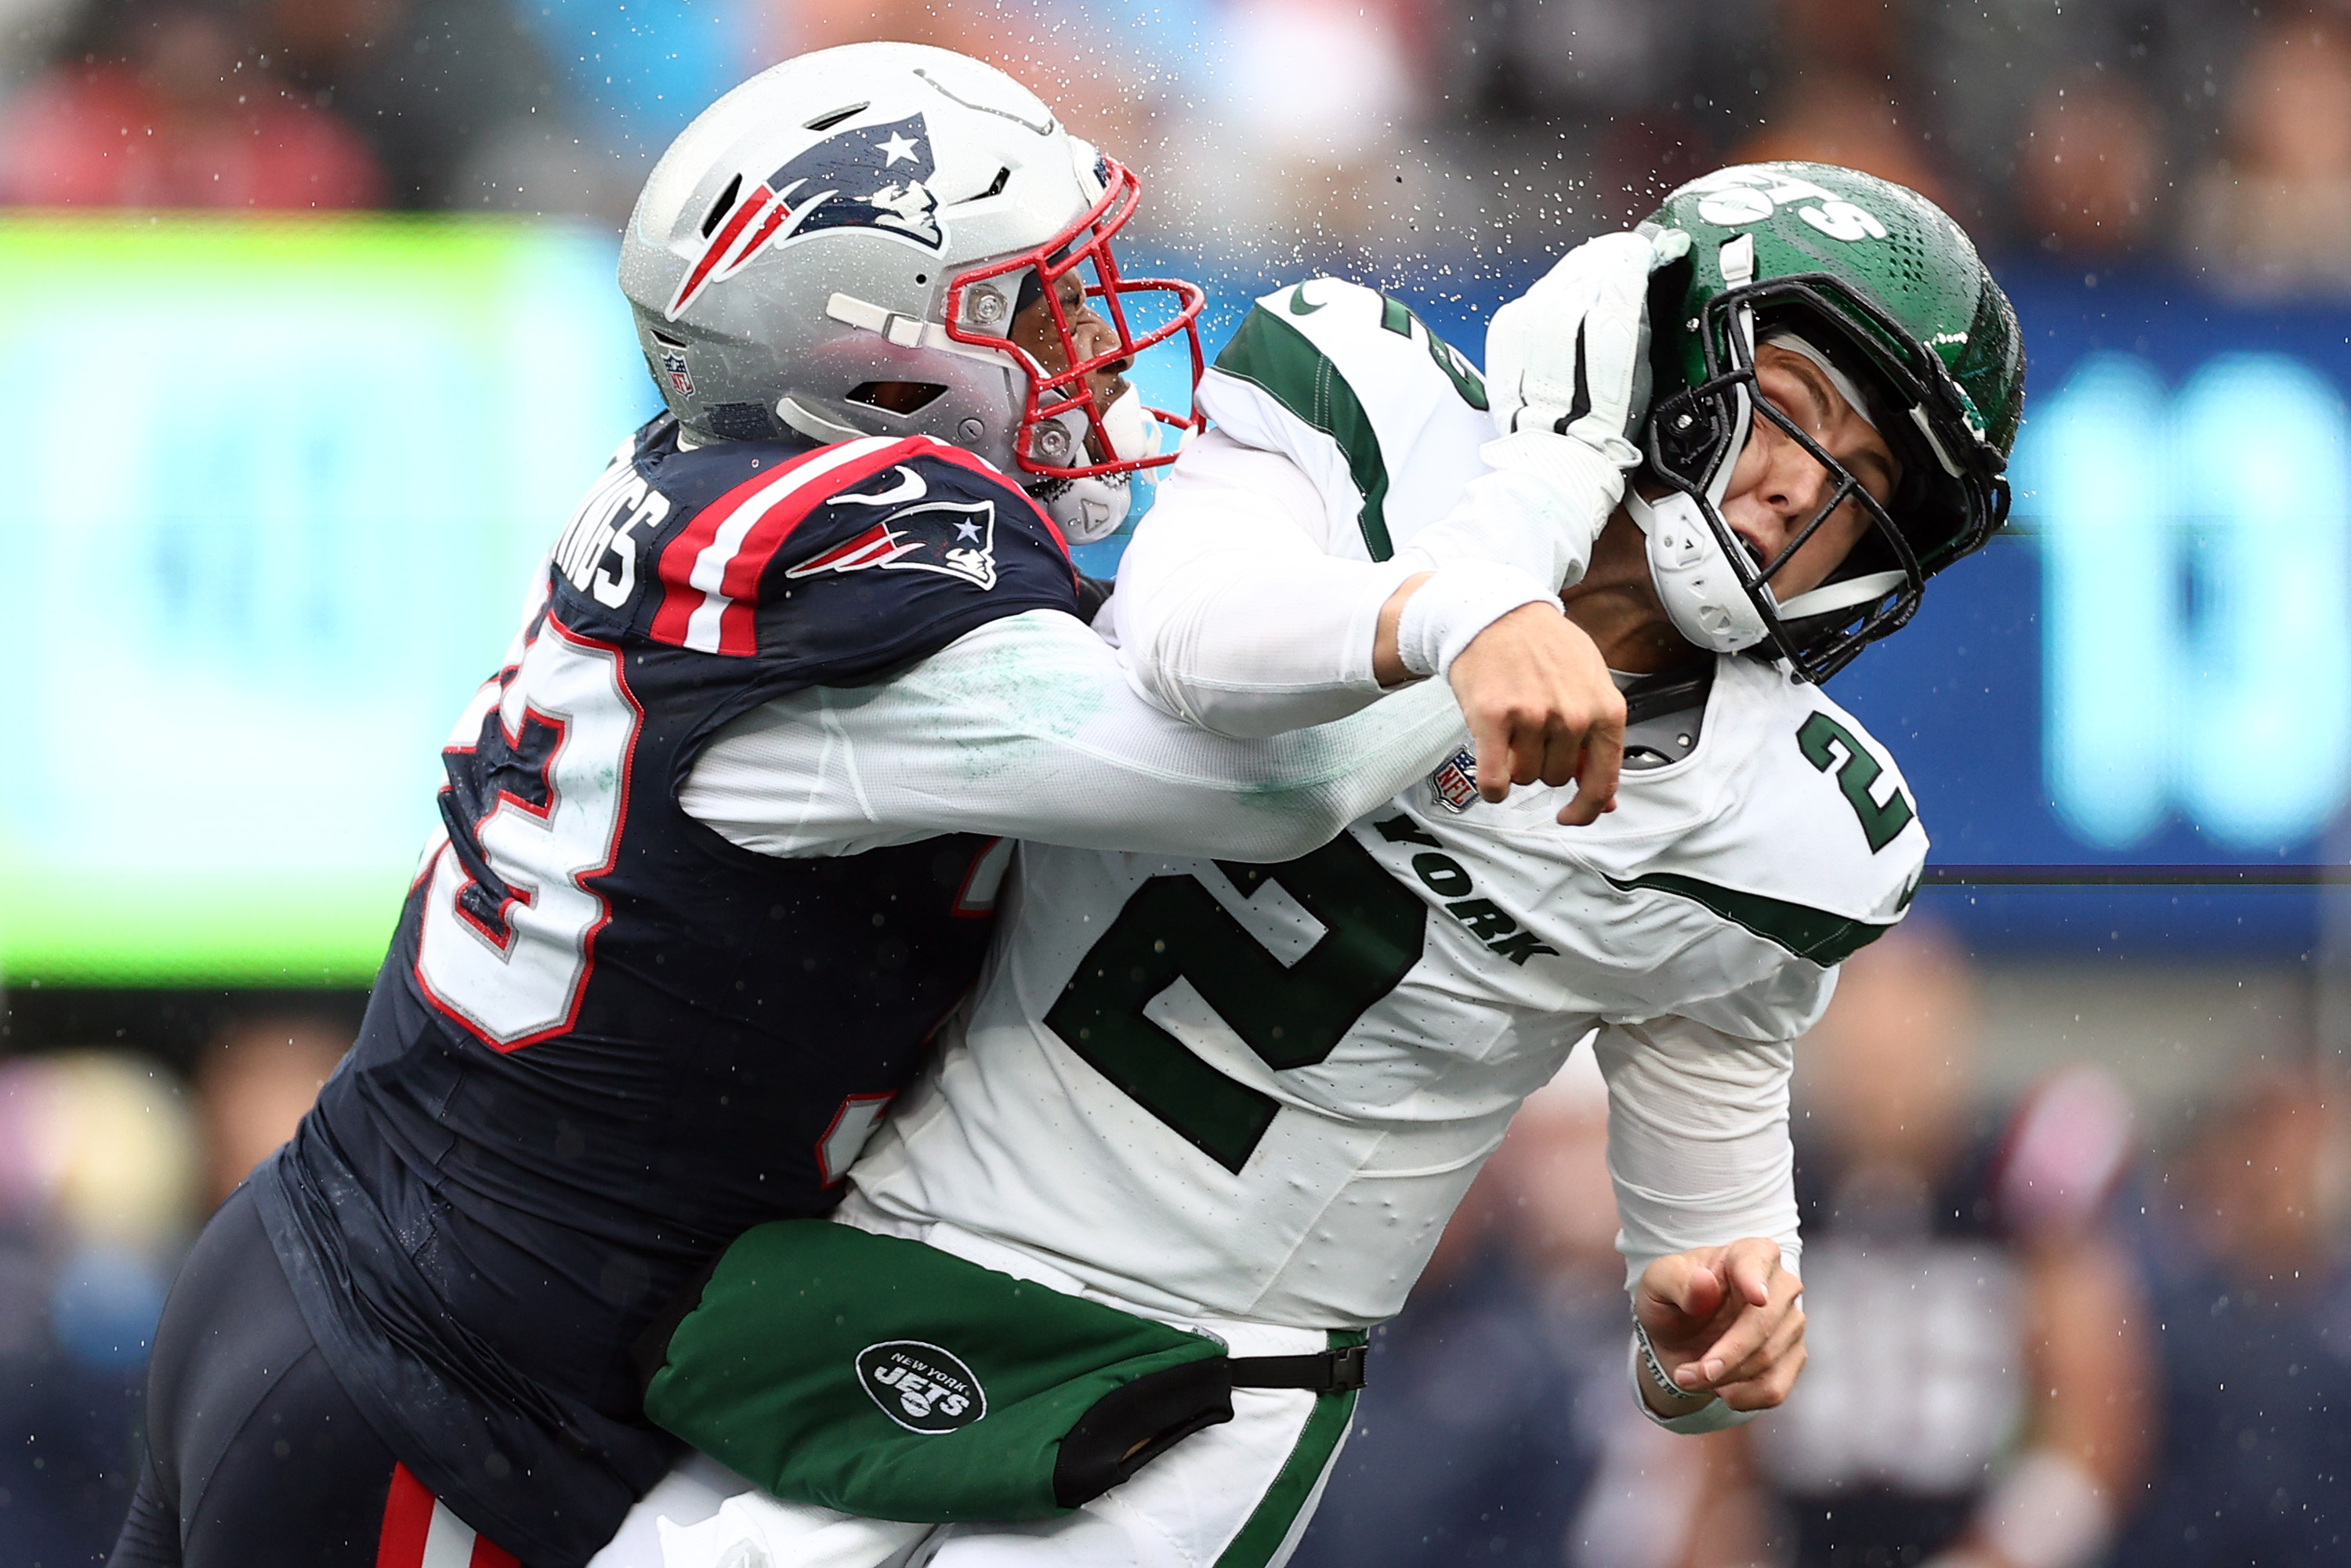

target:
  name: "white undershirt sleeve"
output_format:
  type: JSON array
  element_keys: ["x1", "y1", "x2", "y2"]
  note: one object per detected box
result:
[
  {"x1": 679, "y1": 608, "x2": 1465, "y2": 864},
  {"x1": 1110, "y1": 430, "x2": 1415, "y2": 738},
  {"x1": 1591, "y1": 1016, "x2": 1802, "y2": 1294},
  {"x1": 1111, "y1": 428, "x2": 1619, "y2": 738}
]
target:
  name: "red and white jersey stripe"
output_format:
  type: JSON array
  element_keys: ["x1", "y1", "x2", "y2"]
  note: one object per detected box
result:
[
  {"x1": 650, "y1": 436, "x2": 901, "y2": 656},
  {"x1": 647, "y1": 434, "x2": 1069, "y2": 658},
  {"x1": 378, "y1": 1464, "x2": 521, "y2": 1568}
]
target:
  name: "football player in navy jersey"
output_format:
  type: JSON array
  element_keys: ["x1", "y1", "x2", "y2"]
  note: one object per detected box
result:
[{"x1": 110, "y1": 42, "x2": 1635, "y2": 1568}]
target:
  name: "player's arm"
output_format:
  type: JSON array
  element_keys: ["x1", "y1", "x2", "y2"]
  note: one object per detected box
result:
[
  {"x1": 680, "y1": 607, "x2": 1466, "y2": 865},
  {"x1": 1117, "y1": 237, "x2": 1672, "y2": 817},
  {"x1": 1117, "y1": 435, "x2": 1623, "y2": 825},
  {"x1": 1589, "y1": 1016, "x2": 1806, "y2": 1432}
]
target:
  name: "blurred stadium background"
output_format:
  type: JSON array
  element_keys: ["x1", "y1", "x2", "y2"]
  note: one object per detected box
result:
[{"x1": 2, "y1": 0, "x2": 2347, "y2": 1563}]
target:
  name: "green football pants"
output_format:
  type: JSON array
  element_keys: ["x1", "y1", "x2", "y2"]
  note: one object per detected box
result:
[{"x1": 608, "y1": 1316, "x2": 1360, "y2": 1568}]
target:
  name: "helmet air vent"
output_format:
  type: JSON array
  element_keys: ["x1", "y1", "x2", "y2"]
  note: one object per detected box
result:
[
  {"x1": 802, "y1": 102, "x2": 868, "y2": 132},
  {"x1": 848, "y1": 382, "x2": 947, "y2": 415},
  {"x1": 952, "y1": 166, "x2": 1012, "y2": 206},
  {"x1": 699, "y1": 173, "x2": 743, "y2": 239}
]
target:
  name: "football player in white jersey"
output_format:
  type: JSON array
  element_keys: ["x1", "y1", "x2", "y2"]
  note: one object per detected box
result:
[{"x1": 616, "y1": 161, "x2": 2023, "y2": 1568}]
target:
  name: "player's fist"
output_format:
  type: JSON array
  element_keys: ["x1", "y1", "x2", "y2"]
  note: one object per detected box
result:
[
  {"x1": 1485, "y1": 229, "x2": 1690, "y2": 467},
  {"x1": 1634, "y1": 1237, "x2": 1806, "y2": 1413},
  {"x1": 1445, "y1": 603, "x2": 1625, "y2": 826}
]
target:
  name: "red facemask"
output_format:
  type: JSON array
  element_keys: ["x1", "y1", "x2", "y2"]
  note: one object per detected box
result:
[{"x1": 942, "y1": 157, "x2": 1205, "y2": 481}]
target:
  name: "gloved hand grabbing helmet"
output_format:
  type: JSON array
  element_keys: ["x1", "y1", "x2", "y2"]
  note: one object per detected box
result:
[
  {"x1": 1440, "y1": 228, "x2": 1691, "y2": 595},
  {"x1": 1484, "y1": 228, "x2": 1691, "y2": 471}
]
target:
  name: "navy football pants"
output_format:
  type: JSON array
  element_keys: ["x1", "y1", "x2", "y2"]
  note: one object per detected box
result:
[{"x1": 107, "y1": 1185, "x2": 520, "y2": 1567}]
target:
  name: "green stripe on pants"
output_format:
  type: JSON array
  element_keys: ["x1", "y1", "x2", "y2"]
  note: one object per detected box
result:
[{"x1": 1213, "y1": 1331, "x2": 1367, "y2": 1568}]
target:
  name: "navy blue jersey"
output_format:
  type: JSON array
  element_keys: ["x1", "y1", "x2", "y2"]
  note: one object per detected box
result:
[{"x1": 255, "y1": 417, "x2": 1078, "y2": 1566}]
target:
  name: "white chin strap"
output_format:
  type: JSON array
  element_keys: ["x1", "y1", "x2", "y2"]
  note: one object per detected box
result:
[
  {"x1": 1632, "y1": 235, "x2": 1768, "y2": 652},
  {"x1": 1032, "y1": 386, "x2": 1164, "y2": 545},
  {"x1": 1626, "y1": 487, "x2": 1769, "y2": 653}
]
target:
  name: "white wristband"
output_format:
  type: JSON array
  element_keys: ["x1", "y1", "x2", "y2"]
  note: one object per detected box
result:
[
  {"x1": 1392, "y1": 559, "x2": 1559, "y2": 680},
  {"x1": 1625, "y1": 1333, "x2": 1762, "y2": 1435}
]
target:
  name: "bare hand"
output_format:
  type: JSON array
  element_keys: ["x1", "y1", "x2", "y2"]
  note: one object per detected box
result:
[
  {"x1": 1446, "y1": 604, "x2": 1625, "y2": 825},
  {"x1": 1635, "y1": 1237, "x2": 1806, "y2": 1412}
]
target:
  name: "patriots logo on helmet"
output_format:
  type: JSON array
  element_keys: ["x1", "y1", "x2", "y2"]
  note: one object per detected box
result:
[
  {"x1": 668, "y1": 114, "x2": 944, "y2": 320},
  {"x1": 784, "y1": 498, "x2": 999, "y2": 592}
]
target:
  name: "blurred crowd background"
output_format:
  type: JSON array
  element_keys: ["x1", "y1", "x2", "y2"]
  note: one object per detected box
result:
[
  {"x1": 0, "y1": 0, "x2": 2346, "y2": 290},
  {"x1": 5, "y1": 0, "x2": 2351, "y2": 1565}
]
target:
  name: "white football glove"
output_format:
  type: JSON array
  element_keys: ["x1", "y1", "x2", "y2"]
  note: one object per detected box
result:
[
  {"x1": 1408, "y1": 227, "x2": 1689, "y2": 598},
  {"x1": 1485, "y1": 228, "x2": 1690, "y2": 469}
]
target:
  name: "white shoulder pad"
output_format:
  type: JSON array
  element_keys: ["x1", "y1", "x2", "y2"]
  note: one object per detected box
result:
[
  {"x1": 1197, "y1": 278, "x2": 1494, "y2": 563},
  {"x1": 1450, "y1": 657, "x2": 1926, "y2": 1039},
  {"x1": 1590, "y1": 656, "x2": 1927, "y2": 956}
]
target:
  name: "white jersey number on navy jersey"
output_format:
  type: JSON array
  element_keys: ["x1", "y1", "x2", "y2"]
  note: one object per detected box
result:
[{"x1": 415, "y1": 611, "x2": 639, "y2": 1049}]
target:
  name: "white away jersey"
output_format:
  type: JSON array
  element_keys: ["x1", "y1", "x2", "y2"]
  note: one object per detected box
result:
[
  {"x1": 846, "y1": 656, "x2": 1925, "y2": 1327},
  {"x1": 843, "y1": 277, "x2": 1929, "y2": 1327}
]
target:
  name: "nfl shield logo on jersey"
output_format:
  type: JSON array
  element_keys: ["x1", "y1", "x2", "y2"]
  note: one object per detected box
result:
[
  {"x1": 786, "y1": 499, "x2": 1001, "y2": 591},
  {"x1": 1431, "y1": 747, "x2": 1480, "y2": 813}
]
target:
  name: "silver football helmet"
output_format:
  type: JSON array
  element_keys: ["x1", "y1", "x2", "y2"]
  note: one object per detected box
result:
[{"x1": 619, "y1": 42, "x2": 1203, "y2": 538}]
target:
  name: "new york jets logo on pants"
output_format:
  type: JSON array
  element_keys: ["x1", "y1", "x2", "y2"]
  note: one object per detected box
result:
[{"x1": 857, "y1": 1342, "x2": 988, "y2": 1432}]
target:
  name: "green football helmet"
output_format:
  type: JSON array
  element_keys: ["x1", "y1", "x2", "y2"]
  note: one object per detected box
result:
[{"x1": 1632, "y1": 161, "x2": 2023, "y2": 681}]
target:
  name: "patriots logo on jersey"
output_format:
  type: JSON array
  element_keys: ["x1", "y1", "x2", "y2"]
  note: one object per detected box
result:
[
  {"x1": 668, "y1": 114, "x2": 944, "y2": 319},
  {"x1": 785, "y1": 496, "x2": 1000, "y2": 591}
]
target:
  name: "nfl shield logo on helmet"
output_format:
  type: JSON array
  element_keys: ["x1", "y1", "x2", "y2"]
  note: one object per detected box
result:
[
  {"x1": 659, "y1": 349, "x2": 694, "y2": 397},
  {"x1": 668, "y1": 113, "x2": 946, "y2": 320}
]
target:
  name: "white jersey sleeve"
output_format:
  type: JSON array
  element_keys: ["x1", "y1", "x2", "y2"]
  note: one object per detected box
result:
[
  {"x1": 1108, "y1": 430, "x2": 1414, "y2": 737},
  {"x1": 678, "y1": 607, "x2": 1467, "y2": 864},
  {"x1": 1190, "y1": 279, "x2": 1495, "y2": 567},
  {"x1": 1596, "y1": 1017, "x2": 1801, "y2": 1291}
]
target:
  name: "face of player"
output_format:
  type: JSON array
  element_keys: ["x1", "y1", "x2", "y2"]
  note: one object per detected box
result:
[
  {"x1": 1010, "y1": 270, "x2": 1134, "y2": 458},
  {"x1": 1718, "y1": 344, "x2": 1903, "y2": 601},
  {"x1": 1572, "y1": 344, "x2": 1907, "y2": 672},
  {"x1": 850, "y1": 274, "x2": 1136, "y2": 462}
]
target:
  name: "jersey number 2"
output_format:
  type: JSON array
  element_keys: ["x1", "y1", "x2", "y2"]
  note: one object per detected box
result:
[
  {"x1": 1045, "y1": 834, "x2": 1425, "y2": 1173},
  {"x1": 1799, "y1": 711, "x2": 1915, "y2": 853},
  {"x1": 415, "y1": 614, "x2": 642, "y2": 1050}
]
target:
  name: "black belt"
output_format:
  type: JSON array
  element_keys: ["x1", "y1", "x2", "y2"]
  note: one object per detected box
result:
[{"x1": 1226, "y1": 1345, "x2": 1367, "y2": 1393}]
